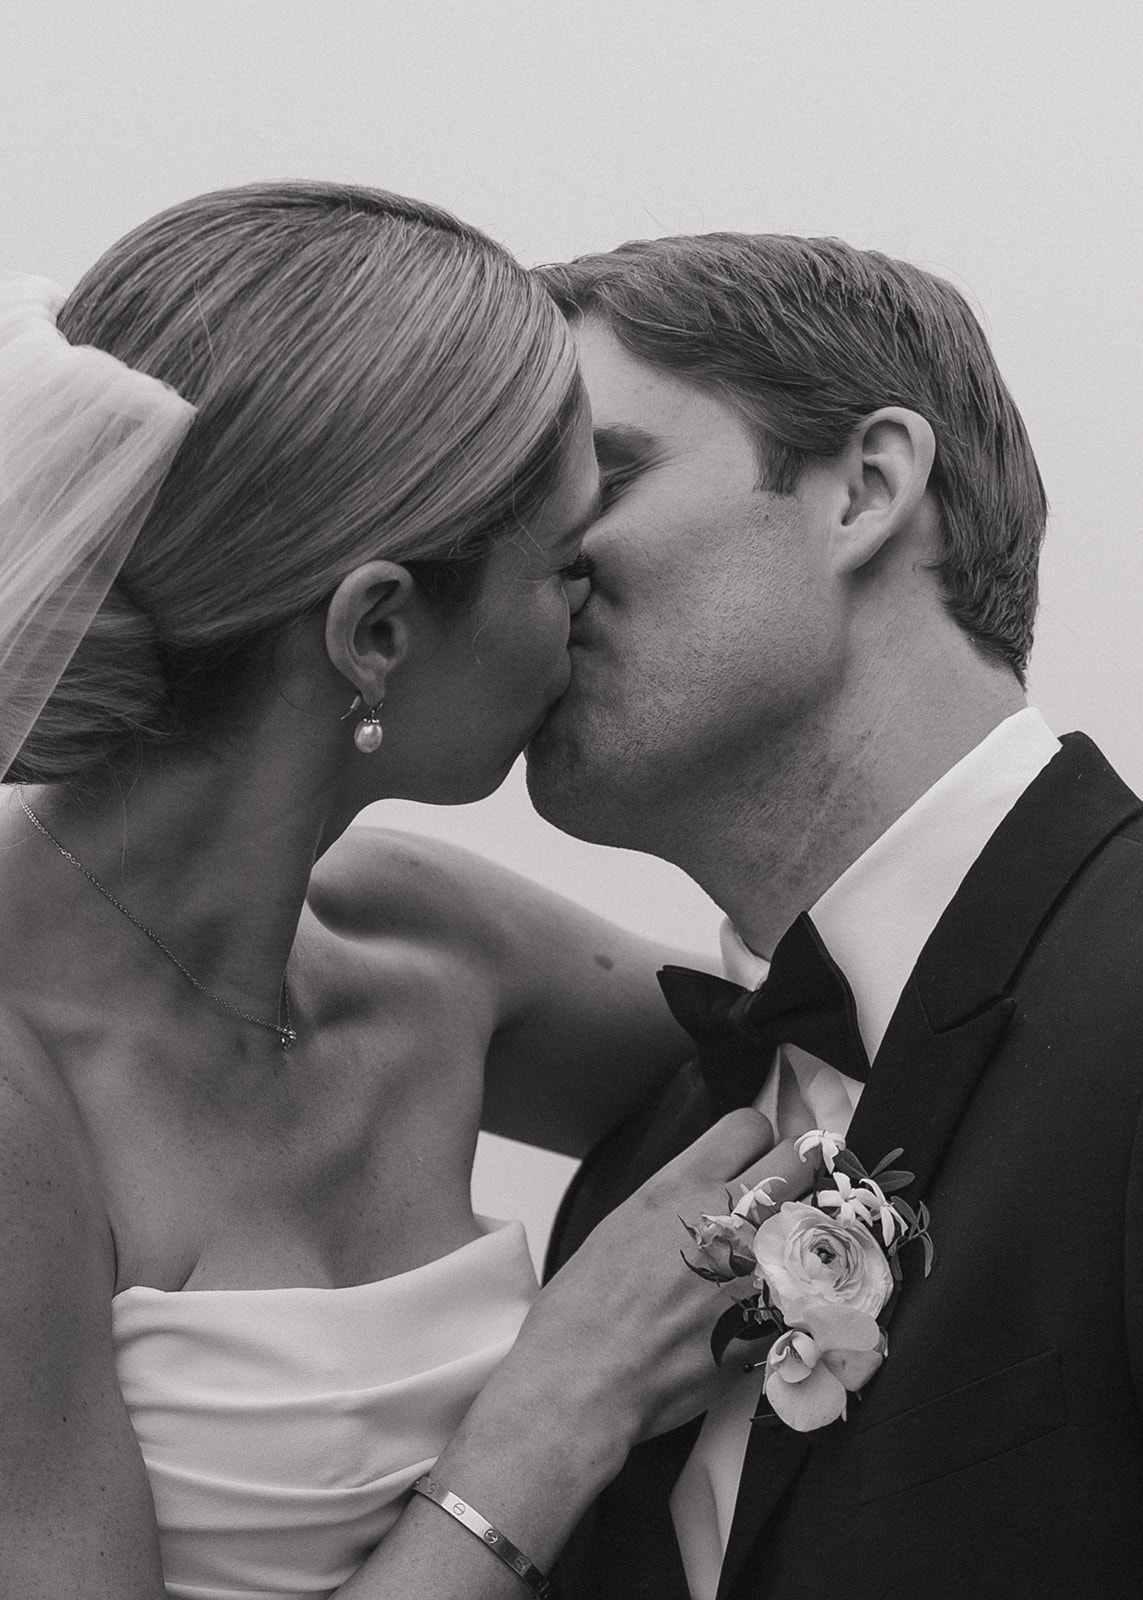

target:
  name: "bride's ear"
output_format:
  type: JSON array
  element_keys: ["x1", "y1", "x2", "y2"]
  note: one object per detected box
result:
[{"x1": 324, "y1": 560, "x2": 416, "y2": 702}]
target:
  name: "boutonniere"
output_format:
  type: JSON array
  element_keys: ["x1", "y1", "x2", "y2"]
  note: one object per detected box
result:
[{"x1": 682, "y1": 1131, "x2": 933, "y2": 1433}]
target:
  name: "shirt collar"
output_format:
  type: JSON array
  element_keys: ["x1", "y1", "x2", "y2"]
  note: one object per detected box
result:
[{"x1": 721, "y1": 706, "x2": 1061, "y2": 1061}]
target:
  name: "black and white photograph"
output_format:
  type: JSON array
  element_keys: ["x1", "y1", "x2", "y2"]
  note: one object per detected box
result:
[{"x1": 2, "y1": 3, "x2": 1142, "y2": 1596}]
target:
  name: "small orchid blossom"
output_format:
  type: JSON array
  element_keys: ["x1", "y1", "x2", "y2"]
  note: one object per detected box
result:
[
  {"x1": 795, "y1": 1129, "x2": 846, "y2": 1172},
  {"x1": 859, "y1": 1179, "x2": 901, "y2": 1246},
  {"x1": 763, "y1": 1306, "x2": 887, "y2": 1431},
  {"x1": 815, "y1": 1170, "x2": 882, "y2": 1229},
  {"x1": 817, "y1": 1171, "x2": 903, "y2": 1245},
  {"x1": 730, "y1": 1173, "x2": 787, "y2": 1225}
]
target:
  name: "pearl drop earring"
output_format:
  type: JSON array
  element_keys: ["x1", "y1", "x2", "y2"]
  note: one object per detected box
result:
[
  {"x1": 354, "y1": 702, "x2": 384, "y2": 753},
  {"x1": 341, "y1": 692, "x2": 385, "y2": 754}
]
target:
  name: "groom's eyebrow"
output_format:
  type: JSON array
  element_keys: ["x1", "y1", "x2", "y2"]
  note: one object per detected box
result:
[{"x1": 593, "y1": 424, "x2": 663, "y2": 474}]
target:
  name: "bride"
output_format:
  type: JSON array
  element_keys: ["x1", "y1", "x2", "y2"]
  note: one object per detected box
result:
[{"x1": 0, "y1": 183, "x2": 808, "y2": 1599}]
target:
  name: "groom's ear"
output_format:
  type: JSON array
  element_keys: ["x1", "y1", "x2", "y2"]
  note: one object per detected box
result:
[{"x1": 827, "y1": 407, "x2": 937, "y2": 575}]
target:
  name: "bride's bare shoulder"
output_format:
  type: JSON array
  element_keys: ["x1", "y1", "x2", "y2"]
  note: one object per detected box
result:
[
  {"x1": 0, "y1": 1006, "x2": 71, "y2": 1112},
  {"x1": 0, "y1": 1008, "x2": 94, "y2": 1154},
  {"x1": 0, "y1": 1006, "x2": 114, "y2": 1275},
  {"x1": 0, "y1": 1009, "x2": 157, "y2": 1586}
]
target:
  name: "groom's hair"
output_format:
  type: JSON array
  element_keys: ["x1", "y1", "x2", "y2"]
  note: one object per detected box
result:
[{"x1": 537, "y1": 235, "x2": 1047, "y2": 685}]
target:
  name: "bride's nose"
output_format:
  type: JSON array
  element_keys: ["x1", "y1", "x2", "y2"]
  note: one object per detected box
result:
[{"x1": 566, "y1": 572, "x2": 592, "y2": 616}]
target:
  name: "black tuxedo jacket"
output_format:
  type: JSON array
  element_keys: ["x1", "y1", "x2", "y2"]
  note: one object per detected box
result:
[{"x1": 546, "y1": 735, "x2": 1143, "y2": 1600}]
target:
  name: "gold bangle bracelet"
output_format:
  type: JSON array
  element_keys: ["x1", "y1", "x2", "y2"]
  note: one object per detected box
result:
[{"x1": 411, "y1": 1475, "x2": 552, "y2": 1598}]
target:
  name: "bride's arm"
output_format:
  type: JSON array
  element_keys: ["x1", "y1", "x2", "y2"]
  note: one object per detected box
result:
[
  {"x1": 480, "y1": 871, "x2": 708, "y2": 1157},
  {"x1": 0, "y1": 1024, "x2": 169, "y2": 1599},
  {"x1": 317, "y1": 825, "x2": 717, "y2": 1157}
]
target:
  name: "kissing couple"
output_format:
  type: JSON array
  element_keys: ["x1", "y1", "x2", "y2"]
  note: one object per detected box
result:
[{"x1": 1, "y1": 182, "x2": 1140, "y2": 1600}]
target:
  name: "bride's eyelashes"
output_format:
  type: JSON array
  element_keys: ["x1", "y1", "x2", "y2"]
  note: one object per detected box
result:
[
  {"x1": 554, "y1": 463, "x2": 642, "y2": 583},
  {"x1": 561, "y1": 551, "x2": 596, "y2": 581}
]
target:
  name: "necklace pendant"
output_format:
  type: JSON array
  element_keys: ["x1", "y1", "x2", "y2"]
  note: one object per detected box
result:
[{"x1": 20, "y1": 792, "x2": 303, "y2": 1055}]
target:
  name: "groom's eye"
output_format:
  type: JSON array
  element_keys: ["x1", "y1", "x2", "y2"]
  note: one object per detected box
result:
[
  {"x1": 599, "y1": 463, "x2": 641, "y2": 511},
  {"x1": 593, "y1": 424, "x2": 661, "y2": 512}
]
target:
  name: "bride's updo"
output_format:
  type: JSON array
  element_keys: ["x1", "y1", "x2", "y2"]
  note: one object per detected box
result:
[{"x1": 10, "y1": 181, "x2": 581, "y2": 784}]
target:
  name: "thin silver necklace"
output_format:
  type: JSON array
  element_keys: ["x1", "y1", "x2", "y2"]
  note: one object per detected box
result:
[{"x1": 18, "y1": 793, "x2": 298, "y2": 1052}]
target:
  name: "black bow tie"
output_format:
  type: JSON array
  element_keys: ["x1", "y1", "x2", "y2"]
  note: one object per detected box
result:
[{"x1": 657, "y1": 912, "x2": 871, "y2": 1116}]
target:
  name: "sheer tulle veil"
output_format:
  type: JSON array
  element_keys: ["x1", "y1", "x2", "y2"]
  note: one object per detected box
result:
[{"x1": 0, "y1": 274, "x2": 196, "y2": 783}]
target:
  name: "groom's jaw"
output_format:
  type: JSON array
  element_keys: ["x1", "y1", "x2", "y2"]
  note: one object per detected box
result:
[{"x1": 524, "y1": 317, "x2": 840, "y2": 864}]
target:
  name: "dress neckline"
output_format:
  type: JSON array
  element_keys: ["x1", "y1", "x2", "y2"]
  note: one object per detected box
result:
[{"x1": 112, "y1": 1216, "x2": 527, "y2": 1302}]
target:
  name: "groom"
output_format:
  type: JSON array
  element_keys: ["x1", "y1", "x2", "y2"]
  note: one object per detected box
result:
[{"x1": 527, "y1": 234, "x2": 1143, "y2": 1599}]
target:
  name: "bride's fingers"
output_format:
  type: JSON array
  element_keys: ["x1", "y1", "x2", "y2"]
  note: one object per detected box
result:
[
  {"x1": 734, "y1": 1136, "x2": 822, "y2": 1204},
  {"x1": 653, "y1": 1108, "x2": 776, "y2": 1187}
]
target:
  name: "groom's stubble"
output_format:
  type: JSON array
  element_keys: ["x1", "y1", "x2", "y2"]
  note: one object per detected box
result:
[{"x1": 525, "y1": 318, "x2": 850, "y2": 887}]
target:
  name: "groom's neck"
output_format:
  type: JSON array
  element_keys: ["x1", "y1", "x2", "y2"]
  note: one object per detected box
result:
[{"x1": 676, "y1": 652, "x2": 1025, "y2": 960}]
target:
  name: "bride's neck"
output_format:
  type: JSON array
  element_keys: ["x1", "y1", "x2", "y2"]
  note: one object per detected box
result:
[{"x1": 2, "y1": 706, "x2": 350, "y2": 1035}]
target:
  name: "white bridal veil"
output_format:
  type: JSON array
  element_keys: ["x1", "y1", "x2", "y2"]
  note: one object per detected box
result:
[{"x1": 0, "y1": 273, "x2": 196, "y2": 783}]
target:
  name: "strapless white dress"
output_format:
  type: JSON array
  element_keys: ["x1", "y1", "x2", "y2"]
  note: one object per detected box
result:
[{"x1": 112, "y1": 1219, "x2": 539, "y2": 1600}]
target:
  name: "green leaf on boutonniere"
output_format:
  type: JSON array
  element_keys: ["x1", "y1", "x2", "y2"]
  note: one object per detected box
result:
[
  {"x1": 867, "y1": 1168, "x2": 915, "y2": 1194},
  {"x1": 830, "y1": 1148, "x2": 868, "y2": 1184},
  {"x1": 680, "y1": 1250, "x2": 731, "y2": 1284}
]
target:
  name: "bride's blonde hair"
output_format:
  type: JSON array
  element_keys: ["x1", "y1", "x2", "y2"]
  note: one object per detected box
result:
[{"x1": 11, "y1": 181, "x2": 581, "y2": 784}]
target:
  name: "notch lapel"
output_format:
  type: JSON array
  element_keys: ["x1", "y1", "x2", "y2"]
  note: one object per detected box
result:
[
  {"x1": 715, "y1": 734, "x2": 1143, "y2": 1600},
  {"x1": 715, "y1": 987, "x2": 1013, "y2": 1600}
]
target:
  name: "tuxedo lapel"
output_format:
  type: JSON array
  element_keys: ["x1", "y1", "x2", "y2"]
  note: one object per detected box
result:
[
  {"x1": 851, "y1": 733, "x2": 1142, "y2": 1206},
  {"x1": 715, "y1": 734, "x2": 1143, "y2": 1600},
  {"x1": 714, "y1": 1421, "x2": 812, "y2": 1600},
  {"x1": 714, "y1": 987, "x2": 1015, "y2": 1600},
  {"x1": 844, "y1": 986, "x2": 1014, "y2": 1202}
]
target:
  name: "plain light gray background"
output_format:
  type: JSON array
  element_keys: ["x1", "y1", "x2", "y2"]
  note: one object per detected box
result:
[{"x1": 4, "y1": 0, "x2": 1140, "y2": 1264}]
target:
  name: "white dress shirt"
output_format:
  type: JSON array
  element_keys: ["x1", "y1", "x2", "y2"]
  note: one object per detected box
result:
[{"x1": 670, "y1": 707, "x2": 1062, "y2": 1600}]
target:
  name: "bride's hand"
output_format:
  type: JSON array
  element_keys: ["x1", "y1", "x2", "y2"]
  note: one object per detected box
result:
[
  {"x1": 366, "y1": 1113, "x2": 820, "y2": 1594},
  {"x1": 493, "y1": 1111, "x2": 820, "y2": 1452}
]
